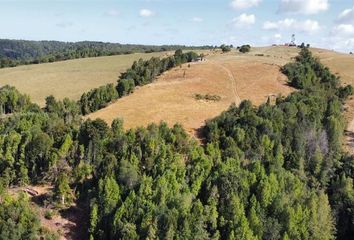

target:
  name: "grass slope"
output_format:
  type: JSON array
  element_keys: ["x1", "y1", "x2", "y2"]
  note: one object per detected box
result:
[
  {"x1": 86, "y1": 46, "x2": 300, "y2": 135},
  {"x1": 0, "y1": 51, "x2": 172, "y2": 106}
]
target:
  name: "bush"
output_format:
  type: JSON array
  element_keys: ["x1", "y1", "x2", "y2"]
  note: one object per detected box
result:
[
  {"x1": 239, "y1": 45, "x2": 251, "y2": 53},
  {"x1": 220, "y1": 44, "x2": 232, "y2": 53},
  {"x1": 79, "y1": 84, "x2": 118, "y2": 114},
  {"x1": 44, "y1": 210, "x2": 54, "y2": 220},
  {"x1": 194, "y1": 93, "x2": 221, "y2": 101},
  {"x1": 117, "y1": 79, "x2": 135, "y2": 97},
  {"x1": 338, "y1": 85, "x2": 353, "y2": 100}
]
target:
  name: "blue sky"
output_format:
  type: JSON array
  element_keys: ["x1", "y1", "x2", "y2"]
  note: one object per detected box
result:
[{"x1": 1, "y1": 0, "x2": 354, "y2": 52}]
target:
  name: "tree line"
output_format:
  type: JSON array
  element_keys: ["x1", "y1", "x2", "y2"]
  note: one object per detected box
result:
[
  {"x1": 79, "y1": 50, "x2": 199, "y2": 114},
  {"x1": 0, "y1": 50, "x2": 200, "y2": 117},
  {"x1": 0, "y1": 39, "x2": 211, "y2": 68},
  {"x1": 0, "y1": 48, "x2": 352, "y2": 239}
]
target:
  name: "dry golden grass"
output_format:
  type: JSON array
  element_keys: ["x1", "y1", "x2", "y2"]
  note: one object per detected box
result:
[
  {"x1": 86, "y1": 46, "x2": 297, "y2": 135},
  {"x1": 2, "y1": 45, "x2": 352, "y2": 138},
  {"x1": 0, "y1": 52, "x2": 172, "y2": 106}
]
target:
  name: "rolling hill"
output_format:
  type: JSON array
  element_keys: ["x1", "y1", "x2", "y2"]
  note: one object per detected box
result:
[
  {"x1": 85, "y1": 46, "x2": 354, "y2": 137},
  {"x1": 84, "y1": 46, "x2": 301, "y2": 134},
  {"x1": 0, "y1": 51, "x2": 173, "y2": 106},
  {"x1": 1, "y1": 45, "x2": 353, "y2": 239},
  {"x1": 0, "y1": 45, "x2": 353, "y2": 137}
]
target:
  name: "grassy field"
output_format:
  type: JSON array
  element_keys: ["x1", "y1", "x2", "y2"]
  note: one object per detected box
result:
[
  {"x1": 1, "y1": 45, "x2": 352, "y2": 138},
  {"x1": 0, "y1": 51, "x2": 173, "y2": 106},
  {"x1": 86, "y1": 46, "x2": 300, "y2": 135}
]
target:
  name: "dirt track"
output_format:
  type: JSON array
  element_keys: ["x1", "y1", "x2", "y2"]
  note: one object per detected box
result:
[{"x1": 210, "y1": 60, "x2": 241, "y2": 104}]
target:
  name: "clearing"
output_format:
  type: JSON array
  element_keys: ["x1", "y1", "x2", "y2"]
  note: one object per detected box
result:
[
  {"x1": 86, "y1": 46, "x2": 354, "y2": 139},
  {"x1": 8, "y1": 185, "x2": 87, "y2": 240},
  {"x1": 0, "y1": 51, "x2": 173, "y2": 106},
  {"x1": 86, "y1": 46, "x2": 298, "y2": 135}
]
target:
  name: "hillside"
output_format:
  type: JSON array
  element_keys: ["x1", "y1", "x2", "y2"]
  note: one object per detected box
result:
[
  {"x1": 1, "y1": 47, "x2": 351, "y2": 240},
  {"x1": 0, "y1": 51, "x2": 173, "y2": 106},
  {"x1": 85, "y1": 46, "x2": 299, "y2": 134},
  {"x1": 0, "y1": 39, "x2": 210, "y2": 67},
  {"x1": 85, "y1": 46, "x2": 354, "y2": 137}
]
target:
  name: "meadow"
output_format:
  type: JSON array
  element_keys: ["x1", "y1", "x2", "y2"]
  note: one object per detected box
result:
[{"x1": 0, "y1": 51, "x2": 172, "y2": 106}]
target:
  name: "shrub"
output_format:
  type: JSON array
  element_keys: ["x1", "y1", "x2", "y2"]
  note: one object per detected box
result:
[
  {"x1": 44, "y1": 210, "x2": 54, "y2": 220},
  {"x1": 239, "y1": 45, "x2": 251, "y2": 53},
  {"x1": 338, "y1": 85, "x2": 353, "y2": 100},
  {"x1": 117, "y1": 79, "x2": 135, "y2": 97},
  {"x1": 194, "y1": 93, "x2": 221, "y2": 102},
  {"x1": 220, "y1": 44, "x2": 232, "y2": 53}
]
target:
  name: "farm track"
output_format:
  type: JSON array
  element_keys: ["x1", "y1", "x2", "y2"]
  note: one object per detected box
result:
[{"x1": 209, "y1": 60, "x2": 241, "y2": 104}]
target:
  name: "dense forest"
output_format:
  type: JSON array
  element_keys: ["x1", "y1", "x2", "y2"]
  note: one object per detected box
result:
[
  {"x1": 0, "y1": 48, "x2": 353, "y2": 239},
  {"x1": 0, "y1": 39, "x2": 211, "y2": 68}
]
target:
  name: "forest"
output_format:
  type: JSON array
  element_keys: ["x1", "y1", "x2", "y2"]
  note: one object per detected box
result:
[
  {"x1": 0, "y1": 39, "x2": 211, "y2": 68},
  {"x1": 0, "y1": 48, "x2": 353, "y2": 240}
]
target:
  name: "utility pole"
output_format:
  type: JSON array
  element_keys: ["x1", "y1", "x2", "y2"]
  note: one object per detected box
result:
[{"x1": 291, "y1": 34, "x2": 296, "y2": 46}]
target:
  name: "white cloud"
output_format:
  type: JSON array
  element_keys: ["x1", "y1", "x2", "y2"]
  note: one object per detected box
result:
[
  {"x1": 337, "y1": 5, "x2": 354, "y2": 24},
  {"x1": 139, "y1": 9, "x2": 155, "y2": 17},
  {"x1": 263, "y1": 19, "x2": 295, "y2": 30},
  {"x1": 260, "y1": 33, "x2": 283, "y2": 45},
  {"x1": 332, "y1": 24, "x2": 354, "y2": 36},
  {"x1": 105, "y1": 9, "x2": 119, "y2": 17},
  {"x1": 230, "y1": 0, "x2": 262, "y2": 9},
  {"x1": 274, "y1": 33, "x2": 282, "y2": 39},
  {"x1": 263, "y1": 18, "x2": 321, "y2": 33},
  {"x1": 232, "y1": 13, "x2": 256, "y2": 27},
  {"x1": 279, "y1": 0, "x2": 329, "y2": 15},
  {"x1": 192, "y1": 17, "x2": 204, "y2": 23},
  {"x1": 320, "y1": 35, "x2": 354, "y2": 52},
  {"x1": 322, "y1": 18, "x2": 354, "y2": 52}
]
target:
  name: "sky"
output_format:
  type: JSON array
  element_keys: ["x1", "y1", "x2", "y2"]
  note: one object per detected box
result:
[{"x1": 0, "y1": 0, "x2": 354, "y2": 52}]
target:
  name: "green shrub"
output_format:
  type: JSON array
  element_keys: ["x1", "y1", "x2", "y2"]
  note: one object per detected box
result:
[
  {"x1": 239, "y1": 45, "x2": 251, "y2": 53},
  {"x1": 220, "y1": 44, "x2": 232, "y2": 53},
  {"x1": 194, "y1": 93, "x2": 221, "y2": 101},
  {"x1": 44, "y1": 210, "x2": 54, "y2": 220}
]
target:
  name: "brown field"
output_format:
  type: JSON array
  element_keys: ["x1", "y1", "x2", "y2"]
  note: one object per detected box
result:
[
  {"x1": 1, "y1": 45, "x2": 352, "y2": 139},
  {"x1": 0, "y1": 52, "x2": 173, "y2": 106},
  {"x1": 86, "y1": 46, "x2": 299, "y2": 135}
]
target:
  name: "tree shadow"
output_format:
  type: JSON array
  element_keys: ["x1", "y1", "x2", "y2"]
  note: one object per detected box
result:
[
  {"x1": 59, "y1": 204, "x2": 89, "y2": 240},
  {"x1": 194, "y1": 126, "x2": 207, "y2": 145},
  {"x1": 31, "y1": 191, "x2": 52, "y2": 208},
  {"x1": 345, "y1": 130, "x2": 354, "y2": 144}
]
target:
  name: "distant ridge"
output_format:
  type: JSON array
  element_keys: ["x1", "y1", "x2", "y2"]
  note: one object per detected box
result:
[{"x1": 0, "y1": 39, "x2": 212, "y2": 68}]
